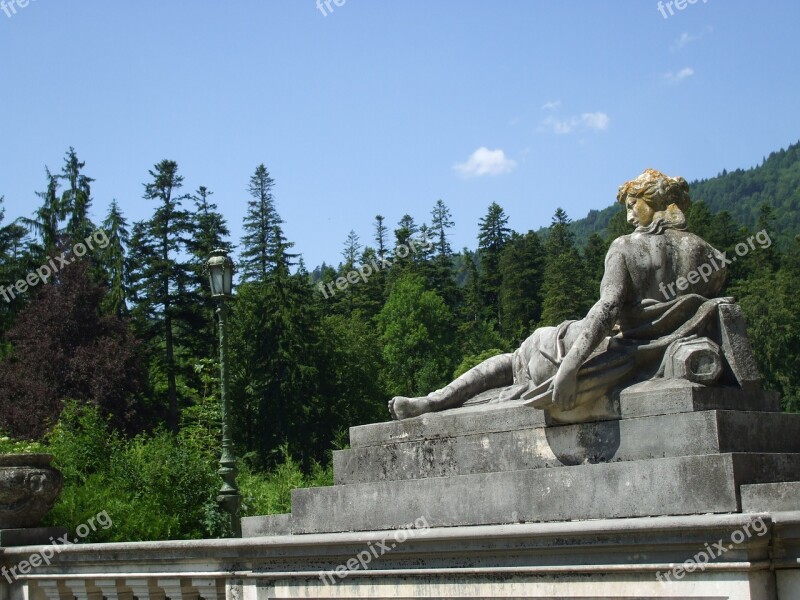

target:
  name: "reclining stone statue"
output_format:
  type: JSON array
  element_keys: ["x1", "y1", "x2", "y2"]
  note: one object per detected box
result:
[{"x1": 389, "y1": 168, "x2": 756, "y2": 424}]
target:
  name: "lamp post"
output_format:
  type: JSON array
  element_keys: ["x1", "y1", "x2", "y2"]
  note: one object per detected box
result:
[{"x1": 205, "y1": 248, "x2": 241, "y2": 537}]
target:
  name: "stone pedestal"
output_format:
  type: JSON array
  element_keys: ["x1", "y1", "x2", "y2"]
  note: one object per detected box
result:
[{"x1": 240, "y1": 379, "x2": 800, "y2": 598}]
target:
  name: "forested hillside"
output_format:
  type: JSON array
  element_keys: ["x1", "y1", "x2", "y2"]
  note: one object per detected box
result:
[
  {"x1": 0, "y1": 146, "x2": 797, "y2": 541},
  {"x1": 547, "y1": 140, "x2": 800, "y2": 247}
]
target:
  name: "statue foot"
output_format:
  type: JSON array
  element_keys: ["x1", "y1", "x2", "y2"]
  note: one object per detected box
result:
[{"x1": 388, "y1": 395, "x2": 434, "y2": 420}]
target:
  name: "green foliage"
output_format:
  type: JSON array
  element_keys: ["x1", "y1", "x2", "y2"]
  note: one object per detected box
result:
[
  {"x1": 0, "y1": 434, "x2": 44, "y2": 454},
  {"x1": 731, "y1": 267, "x2": 800, "y2": 411},
  {"x1": 33, "y1": 401, "x2": 335, "y2": 542},
  {"x1": 540, "y1": 209, "x2": 593, "y2": 326},
  {"x1": 477, "y1": 202, "x2": 511, "y2": 322},
  {"x1": 43, "y1": 402, "x2": 224, "y2": 541},
  {"x1": 542, "y1": 141, "x2": 800, "y2": 249},
  {"x1": 238, "y1": 445, "x2": 333, "y2": 516},
  {"x1": 498, "y1": 231, "x2": 544, "y2": 343},
  {"x1": 377, "y1": 273, "x2": 456, "y2": 397},
  {"x1": 45, "y1": 401, "x2": 118, "y2": 483},
  {"x1": 3, "y1": 144, "x2": 800, "y2": 543},
  {"x1": 453, "y1": 349, "x2": 506, "y2": 379}
]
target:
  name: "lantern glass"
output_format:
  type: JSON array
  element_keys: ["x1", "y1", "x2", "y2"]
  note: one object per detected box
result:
[
  {"x1": 223, "y1": 267, "x2": 233, "y2": 296},
  {"x1": 207, "y1": 250, "x2": 234, "y2": 298},
  {"x1": 209, "y1": 267, "x2": 225, "y2": 297}
]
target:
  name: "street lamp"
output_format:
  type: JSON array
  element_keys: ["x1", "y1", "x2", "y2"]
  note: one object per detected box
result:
[{"x1": 205, "y1": 248, "x2": 241, "y2": 537}]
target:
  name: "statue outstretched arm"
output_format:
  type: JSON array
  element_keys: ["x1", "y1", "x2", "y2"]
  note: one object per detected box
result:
[{"x1": 551, "y1": 247, "x2": 628, "y2": 408}]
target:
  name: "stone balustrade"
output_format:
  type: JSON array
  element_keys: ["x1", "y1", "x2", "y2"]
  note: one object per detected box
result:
[{"x1": 3, "y1": 509, "x2": 800, "y2": 599}]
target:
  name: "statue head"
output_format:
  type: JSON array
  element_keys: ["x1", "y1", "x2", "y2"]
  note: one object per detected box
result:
[{"x1": 617, "y1": 169, "x2": 691, "y2": 231}]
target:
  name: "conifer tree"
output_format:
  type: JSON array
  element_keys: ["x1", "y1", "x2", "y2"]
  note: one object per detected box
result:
[
  {"x1": 429, "y1": 199, "x2": 459, "y2": 308},
  {"x1": 477, "y1": 202, "x2": 511, "y2": 324},
  {"x1": 127, "y1": 159, "x2": 194, "y2": 432},
  {"x1": 100, "y1": 200, "x2": 130, "y2": 316},
  {"x1": 185, "y1": 186, "x2": 233, "y2": 360},
  {"x1": 21, "y1": 168, "x2": 64, "y2": 257},
  {"x1": 241, "y1": 164, "x2": 282, "y2": 282},
  {"x1": 60, "y1": 147, "x2": 95, "y2": 243},
  {"x1": 498, "y1": 231, "x2": 544, "y2": 342},
  {"x1": 374, "y1": 215, "x2": 388, "y2": 260},
  {"x1": 540, "y1": 208, "x2": 592, "y2": 325}
]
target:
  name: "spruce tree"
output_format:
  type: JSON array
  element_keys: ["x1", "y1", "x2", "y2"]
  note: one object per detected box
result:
[
  {"x1": 477, "y1": 202, "x2": 511, "y2": 324},
  {"x1": 374, "y1": 215, "x2": 388, "y2": 260},
  {"x1": 498, "y1": 231, "x2": 545, "y2": 342},
  {"x1": 100, "y1": 200, "x2": 130, "y2": 316},
  {"x1": 429, "y1": 199, "x2": 459, "y2": 308},
  {"x1": 127, "y1": 159, "x2": 194, "y2": 432},
  {"x1": 60, "y1": 147, "x2": 95, "y2": 243},
  {"x1": 540, "y1": 208, "x2": 592, "y2": 325},
  {"x1": 22, "y1": 168, "x2": 64, "y2": 257},
  {"x1": 241, "y1": 164, "x2": 282, "y2": 282},
  {"x1": 185, "y1": 186, "x2": 233, "y2": 361}
]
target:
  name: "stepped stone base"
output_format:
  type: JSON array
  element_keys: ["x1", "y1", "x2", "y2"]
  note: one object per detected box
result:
[
  {"x1": 236, "y1": 378, "x2": 800, "y2": 596},
  {"x1": 335, "y1": 409, "x2": 800, "y2": 485},
  {"x1": 294, "y1": 453, "x2": 800, "y2": 534},
  {"x1": 248, "y1": 380, "x2": 800, "y2": 556}
]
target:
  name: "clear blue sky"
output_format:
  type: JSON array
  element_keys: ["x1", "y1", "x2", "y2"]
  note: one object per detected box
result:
[{"x1": 1, "y1": 0, "x2": 798, "y2": 268}]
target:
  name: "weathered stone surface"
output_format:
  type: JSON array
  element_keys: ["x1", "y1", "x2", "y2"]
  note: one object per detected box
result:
[
  {"x1": 0, "y1": 453, "x2": 63, "y2": 529},
  {"x1": 0, "y1": 526, "x2": 67, "y2": 547},
  {"x1": 742, "y1": 482, "x2": 800, "y2": 513},
  {"x1": 293, "y1": 453, "x2": 800, "y2": 534},
  {"x1": 350, "y1": 401, "x2": 545, "y2": 449},
  {"x1": 241, "y1": 513, "x2": 292, "y2": 538},
  {"x1": 718, "y1": 302, "x2": 763, "y2": 389},
  {"x1": 619, "y1": 378, "x2": 780, "y2": 418},
  {"x1": 4, "y1": 512, "x2": 796, "y2": 599},
  {"x1": 335, "y1": 410, "x2": 800, "y2": 485},
  {"x1": 663, "y1": 337, "x2": 724, "y2": 384},
  {"x1": 351, "y1": 379, "x2": 780, "y2": 450}
]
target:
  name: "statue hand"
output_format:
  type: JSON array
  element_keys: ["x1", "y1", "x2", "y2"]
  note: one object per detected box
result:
[{"x1": 552, "y1": 365, "x2": 578, "y2": 411}]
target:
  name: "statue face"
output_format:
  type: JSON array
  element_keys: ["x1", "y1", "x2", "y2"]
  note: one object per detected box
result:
[{"x1": 626, "y1": 197, "x2": 656, "y2": 228}]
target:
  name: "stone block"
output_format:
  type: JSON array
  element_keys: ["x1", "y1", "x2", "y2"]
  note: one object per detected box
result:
[
  {"x1": 741, "y1": 482, "x2": 800, "y2": 513},
  {"x1": 294, "y1": 453, "x2": 800, "y2": 534},
  {"x1": 350, "y1": 379, "x2": 781, "y2": 451},
  {"x1": 241, "y1": 514, "x2": 292, "y2": 538},
  {"x1": 334, "y1": 410, "x2": 800, "y2": 485},
  {"x1": 619, "y1": 378, "x2": 780, "y2": 418},
  {"x1": 0, "y1": 526, "x2": 67, "y2": 547}
]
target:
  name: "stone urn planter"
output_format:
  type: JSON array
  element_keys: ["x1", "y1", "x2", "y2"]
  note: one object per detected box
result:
[{"x1": 0, "y1": 454, "x2": 63, "y2": 529}]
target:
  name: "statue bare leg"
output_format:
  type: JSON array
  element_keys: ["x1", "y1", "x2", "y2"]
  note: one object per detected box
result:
[{"x1": 388, "y1": 354, "x2": 514, "y2": 420}]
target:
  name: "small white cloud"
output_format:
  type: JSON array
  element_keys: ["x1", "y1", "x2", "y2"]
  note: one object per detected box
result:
[
  {"x1": 539, "y1": 112, "x2": 610, "y2": 135},
  {"x1": 663, "y1": 67, "x2": 695, "y2": 84},
  {"x1": 672, "y1": 32, "x2": 695, "y2": 50},
  {"x1": 580, "y1": 112, "x2": 610, "y2": 131},
  {"x1": 541, "y1": 100, "x2": 562, "y2": 111},
  {"x1": 671, "y1": 26, "x2": 713, "y2": 51},
  {"x1": 453, "y1": 147, "x2": 517, "y2": 178}
]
